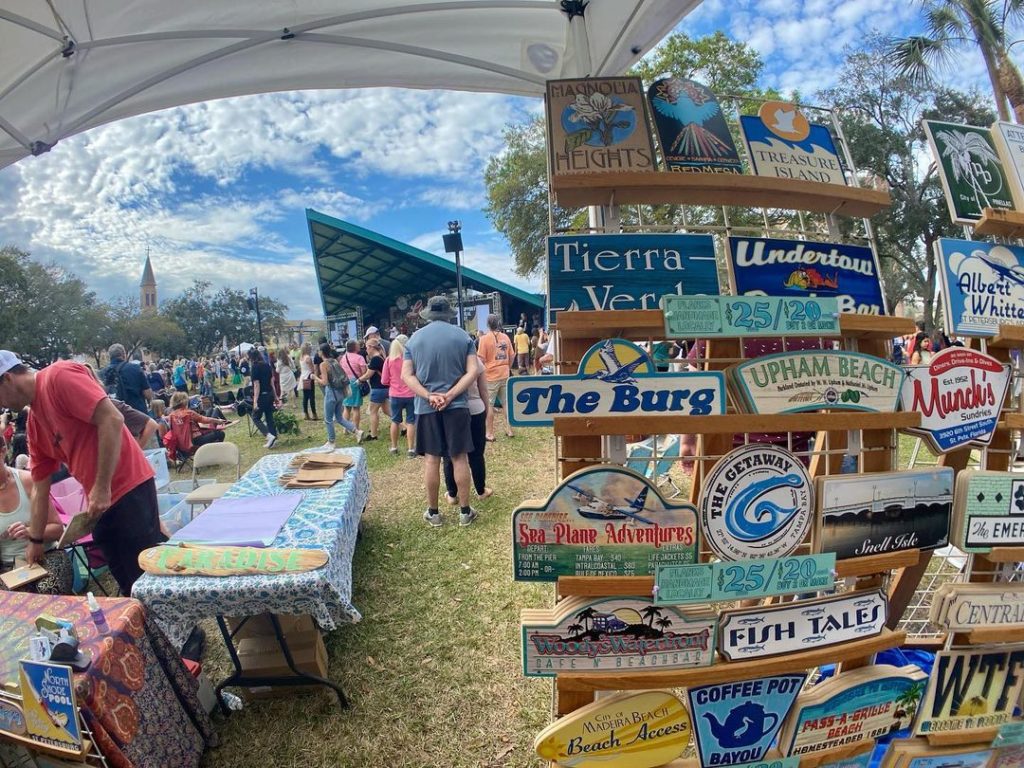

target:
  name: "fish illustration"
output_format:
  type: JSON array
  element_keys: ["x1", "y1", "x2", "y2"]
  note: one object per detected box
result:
[
  {"x1": 801, "y1": 608, "x2": 826, "y2": 617},
  {"x1": 737, "y1": 617, "x2": 765, "y2": 625},
  {"x1": 853, "y1": 599, "x2": 874, "y2": 607},
  {"x1": 802, "y1": 634, "x2": 826, "y2": 643},
  {"x1": 739, "y1": 644, "x2": 766, "y2": 652},
  {"x1": 854, "y1": 625, "x2": 877, "y2": 634}
]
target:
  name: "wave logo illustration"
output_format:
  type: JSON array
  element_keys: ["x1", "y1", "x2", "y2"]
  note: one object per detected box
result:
[{"x1": 724, "y1": 474, "x2": 804, "y2": 542}]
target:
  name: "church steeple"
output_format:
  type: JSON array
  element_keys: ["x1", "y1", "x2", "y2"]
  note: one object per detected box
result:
[{"x1": 140, "y1": 250, "x2": 157, "y2": 312}]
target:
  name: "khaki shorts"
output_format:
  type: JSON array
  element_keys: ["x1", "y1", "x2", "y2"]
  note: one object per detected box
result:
[{"x1": 486, "y1": 378, "x2": 507, "y2": 405}]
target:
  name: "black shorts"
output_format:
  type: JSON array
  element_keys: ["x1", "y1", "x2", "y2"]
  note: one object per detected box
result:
[{"x1": 415, "y1": 408, "x2": 473, "y2": 457}]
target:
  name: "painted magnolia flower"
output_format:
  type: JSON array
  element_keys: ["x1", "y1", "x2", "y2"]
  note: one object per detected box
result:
[{"x1": 566, "y1": 92, "x2": 634, "y2": 146}]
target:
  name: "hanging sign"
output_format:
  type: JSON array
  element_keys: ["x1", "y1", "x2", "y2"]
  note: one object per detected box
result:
[
  {"x1": 18, "y1": 660, "x2": 82, "y2": 753},
  {"x1": 991, "y1": 121, "x2": 1024, "y2": 209},
  {"x1": 545, "y1": 77, "x2": 657, "y2": 176},
  {"x1": 688, "y1": 673, "x2": 806, "y2": 766},
  {"x1": 914, "y1": 644, "x2": 1024, "y2": 734},
  {"x1": 661, "y1": 295, "x2": 840, "y2": 338},
  {"x1": 699, "y1": 444, "x2": 813, "y2": 561},
  {"x1": 547, "y1": 233, "x2": 719, "y2": 320},
  {"x1": 533, "y1": 690, "x2": 692, "y2": 768},
  {"x1": 654, "y1": 553, "x2": 835, "y2": 605},
  {"x1": 899, "y1": 347, "x2": 1011, "y2": 453},
  {"x1": 930, "y1": 583, "x2": 1024, "y2": 632},
  {"x1": 952, "y1": 471, "x2": 1024, "y2": 552},
  {"x1": 814, "y1": 469, "x2": 953, "y2": 560},
  {"x1": 646, "y1": 77, "x2": 742, "y2": 173},
  {"x1": 739, "y1": 104, "x2": 847, "y2": 185},
  {"x1": 507, "y1": 338, "x2": 725, "y2": 427},
  {"x1": 718, "y1": 590, "x2": 888, "y2": 662},
  {"x1": 520, "y1": 597, "x2": 716, "y2": 677},
  {"x1": 936, "y1": 238, "x2": 1024, "y2": 337},
  {"x1": 729, "y1": 351, "x2": 904, "y2": 414},
  {"x1": 923, "y1": 119, "x2": 1014, "y2": 224},
  {"x1": 0, "y1": 696, "x2": 26, "y2": 736},
  {"x1": 512, "y1": 465, "x2": 699, "y2": 581},
  {"x1": 728, "y1": 236, "x2": 886, "y2": 315},
  {"x1": 778, "y1": 664, "x2": 928, "y2": 756}
]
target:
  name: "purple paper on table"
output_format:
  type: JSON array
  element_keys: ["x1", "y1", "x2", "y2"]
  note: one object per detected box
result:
[{"x1": 170, "y1": 493, "x2": 304, "y2": 547}]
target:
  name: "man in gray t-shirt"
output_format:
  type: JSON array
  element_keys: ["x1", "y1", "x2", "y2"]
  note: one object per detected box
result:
[{"x1": 402, "y1": 296, "x2": 480, "y2": 528}]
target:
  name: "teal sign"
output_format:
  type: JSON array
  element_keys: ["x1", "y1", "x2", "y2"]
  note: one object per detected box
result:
[
  {"x1": 661, "y1": 296, "x2": 840, "y2": 338},
  {"x1": 655, "y1": 553, "x2": 835, "y2": 605},
  {"x1": 995, "y1": 722, "x2": 1024, "y2": 748}
]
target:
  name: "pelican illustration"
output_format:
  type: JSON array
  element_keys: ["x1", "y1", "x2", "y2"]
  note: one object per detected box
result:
[{"x1": 582, "y1": 340, "x2": 648, "y2": 385}]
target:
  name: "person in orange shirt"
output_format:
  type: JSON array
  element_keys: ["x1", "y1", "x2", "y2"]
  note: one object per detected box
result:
[{"x1": 477, "y1": 316, "x2": 514, "y2": 440}]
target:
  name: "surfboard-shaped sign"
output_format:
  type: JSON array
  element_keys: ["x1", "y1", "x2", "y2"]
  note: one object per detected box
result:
[
  {"x1": 646, "y1": 77, "x2": 742, "y2": 173},
  {"x1": 139, "y1": 545, "x2": 329, "y2": 576}
]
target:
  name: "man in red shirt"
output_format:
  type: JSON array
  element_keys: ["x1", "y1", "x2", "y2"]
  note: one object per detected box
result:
[{"x1": 0, "y1": 351, "x2": 164, "y2": 594}]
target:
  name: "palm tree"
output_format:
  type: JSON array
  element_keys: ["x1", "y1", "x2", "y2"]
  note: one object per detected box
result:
[
  {"x1": 575, "y1": 608, "x2": 597, "y2": 634},
  {"x1": 889, "y1": 0, "x2": 1024, "y2": 123},
  {"x1": 655, "y1": 616, "x2": 673, "y2": 633},
  {"x1": 567, "y1": 623, "x2": 583, "y2": 638},
  {"x1": 641, "y1": 606, "x2": 663, "y2": 627},
  {"x1": 937, "y1": 128, "x2": 1003, "y2": 207}
]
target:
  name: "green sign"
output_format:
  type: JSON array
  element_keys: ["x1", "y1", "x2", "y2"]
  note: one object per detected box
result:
[
  {"x1": 923, "y1": 119, "x2": 1014, "y2": 224},
  {"x1": 661, "y1": 296, "x2": 840, "y2": 338},
  {"x1": 995, "y1": 722, "x2": 1024, "y2": 748},
  {"x1": 655, "y1": 553, "x2": 835, "y2": 605}
]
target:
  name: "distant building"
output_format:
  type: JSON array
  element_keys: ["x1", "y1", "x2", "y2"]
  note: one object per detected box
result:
[{"x1": 140, "y1": 253, "x2": 157, "y2": 312}]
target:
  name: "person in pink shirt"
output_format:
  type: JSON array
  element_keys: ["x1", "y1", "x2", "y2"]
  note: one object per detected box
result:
[
  {"x1": 338, "y1": 340, "x2": 367, "y2": 432},
  {"x1": 381, "y1": 335, "x2": 417, "y2": 457}
]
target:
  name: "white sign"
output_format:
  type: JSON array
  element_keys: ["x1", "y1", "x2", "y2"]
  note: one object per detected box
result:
[
  {"x1": 930, "y1": 583, "x2": 1024, "y2": 631},
  {"x1": 992, "y1": 121, "x2": 1024, "y2": 210}
]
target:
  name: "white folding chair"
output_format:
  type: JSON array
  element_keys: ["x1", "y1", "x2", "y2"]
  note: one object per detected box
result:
[{"x1": 184, "y1": 442, "x2": 241, "y2": 516}]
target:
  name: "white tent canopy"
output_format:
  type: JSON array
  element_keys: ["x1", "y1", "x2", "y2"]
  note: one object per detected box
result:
[{"x1": 0, "y1": 0, "x2": 701, "y2": 170}]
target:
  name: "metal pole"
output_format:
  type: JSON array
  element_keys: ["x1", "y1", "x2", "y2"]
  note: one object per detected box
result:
[
  {"x1": 454, "y1": 249, "x2": 465, "y2": 328},
  {"x1": 253, "y1": 287, "x2": 265, "y2": 345}
]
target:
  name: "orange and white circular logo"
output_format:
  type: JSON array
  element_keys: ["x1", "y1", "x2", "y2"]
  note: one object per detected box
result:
[{"x1": 758, "y1": 101, "x2": 810, "y2": 142}]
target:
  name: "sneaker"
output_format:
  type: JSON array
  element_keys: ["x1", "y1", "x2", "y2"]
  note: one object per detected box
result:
[
  {"x1": 364, "y1": 434, "x2": 378, "y2": 441},
  {"x1": 266, "y1": 434, "x2": 278, "y2": 449},
  {"x1": 320, "y1": 442, "x2": 336, "y2": 451},
  {"x1": 423, "y1": 509, "x2": 443, "y2": 527},
  {"x1": 389, "y1": 447, "x2": 398, "y2": 455},
  {"x1": 459, "y1": 508, "x2": 479, "y2": 527},
  {"x1": 407, "y1": 450, "x2": 417, "y2": 458},
  {"x1": 355, "y1": 429, "x2": 365, "y2": 444}
]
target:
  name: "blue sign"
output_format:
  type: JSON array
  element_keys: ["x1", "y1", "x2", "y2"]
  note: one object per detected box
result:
[
  {"x1": 547, "y1": 233, "x2": 719, "y2": 321},
  {"x1": 937, "y1": 238, "x2": 1024, "y2": 337},
  {"x1": 688, "y1": 673, "x2": 806, "y2": 766},
  {"x1": 740, "y1": 110, "x2": 846, "y2": 185},
  {"x1": 506, "y1": 338, "x2": 726, "y2": 427},
  {"x1": 728, "y1": 236, "x2": 886, "y2": 315}
]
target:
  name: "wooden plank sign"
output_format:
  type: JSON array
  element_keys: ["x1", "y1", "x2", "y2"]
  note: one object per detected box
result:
[
  {"x1": 512, "y1": 466, "x2": 698, "y2": 581},
  {"x1": 699, "y1": 444, "x2": 814, "y2": 561},
  {"x1": 718, "y1": 590, "x2": 888, "y2": 662},
  {"x1": 687, "y1": 673, "x2": 806, "y2": 766},
  {"x1": 661, "y1": 295, "x2": 840, "y2": 338},
  {"x1": 729, "y1": 351, "x2": 905, "y2": 414},
  {"x1": 139, "y1": 545, "x2": 329, "y2": 576},
  {"x1": 952, "y1": 471, "x2": 1024, "y2": 552},
  {"x1": 533, "y1": 690, "x2": 691, "y2": 768},
  {"x1": 815, "y1": 469, "x2": 952, "y2": 560},
  {"x1": 507, "y1": 338, "x2": 725, "y2": 426},
  {"x1": 0, "y1": 696, "x2": 26, "y2": 736},
  {"x1": 930, "y1": 583, "x2": 1024, "y2": 631},
  {"x1": 520, "y1": 597, "x2": 715, "y2": 677},
  {"x1": 899, "y1": 347, "x2": 1011, "y2": 454},
  {"x1": 914, "y1": 644, "x2": 1024, "y2": 735}
]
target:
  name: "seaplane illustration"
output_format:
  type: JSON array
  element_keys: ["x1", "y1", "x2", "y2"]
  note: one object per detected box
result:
[
  {"x1": 974, "y1": 251, "x2": 1024, "y2": 288},
  {"x1": 581, "y1": 340, "x2": 649, "y2": 385},
  {"x1": 568, "y1": 484, "x2": 656, "y2": 524}
]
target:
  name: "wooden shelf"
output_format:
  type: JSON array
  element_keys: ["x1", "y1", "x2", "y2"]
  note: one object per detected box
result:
[
  {"x1": 839, "y1": 314, "x2": 916, "y2": 338},
  {"x1": 558, "y1": 575, "x2": 654, "y2": 598},
  {"x1": 923, "y1": 726, "x2": 998, "y2": 747},
  {"x1": 555, "y1": 309, "x2": 664, "y2": 340},
  {"x1": 988, "y1": 325, "x2": 1024, "y2": 349},
  {"x1": 551, "y1": 172, "x2": 891, "y2": 217},
  {"x1": 553, "y1": 411, "x2": 921, "y2": 437},
  {"x1": 964, "y1": 626, "x2": 1024, "y2": 644},
  {"x1": 555, "y1": 629, "x2": 905, "y2": 692},
  {"x1": 834, "y1": 548, "x2": 920, "y2": 578},
  {"x1": 997, "y1": 413, "x2": 1024, "y2": 429},
  {"x1": 0, "y1": 732, "x2": 90, "y2": 759},
  {"x1": 979, "y1": 547, "x2": 1024, "y2": 563},
  {"x1": 973, "y1": 207, "x2": 1024, "y2": 239}
]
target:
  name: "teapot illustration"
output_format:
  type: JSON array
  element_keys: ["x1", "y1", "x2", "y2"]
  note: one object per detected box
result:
[{"x1": 703, "y1": 702, "x2": 779, "y2": 747}]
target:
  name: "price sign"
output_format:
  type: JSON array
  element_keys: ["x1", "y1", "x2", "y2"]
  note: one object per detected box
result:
[
  {"x1": 655, "y1": 553, "x2": 835, "y2": 605},
  {"x1": 661, "y1": 295, "x2": 840, "y2": 338}
]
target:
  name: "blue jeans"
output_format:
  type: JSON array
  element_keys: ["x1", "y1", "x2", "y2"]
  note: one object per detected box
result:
[{"x1": 323, "y1": 387, "x2": 356, "y2": 442}]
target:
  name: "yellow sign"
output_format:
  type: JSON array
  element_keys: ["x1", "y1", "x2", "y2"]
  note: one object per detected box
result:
[
  {"x1": 534, "y1": 690, "x2": 690, "y2": 768},
  {"x1": 139, "y1": 545, "x2": 328, "y2": 576}
]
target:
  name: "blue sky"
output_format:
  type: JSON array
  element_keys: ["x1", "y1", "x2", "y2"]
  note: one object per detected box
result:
[{"x1": 0, "y1": 1, "x2": 998, "y2": 319}]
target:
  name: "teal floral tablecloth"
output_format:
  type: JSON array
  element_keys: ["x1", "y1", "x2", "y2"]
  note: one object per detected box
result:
[{"x1": 133, "y1": 448, "x2": 369, "y2": 647}]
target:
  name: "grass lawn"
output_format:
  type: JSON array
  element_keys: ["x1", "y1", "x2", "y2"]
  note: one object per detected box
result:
[{"x1": 195, "y1": 394, "x2": 554, "y2": 768}]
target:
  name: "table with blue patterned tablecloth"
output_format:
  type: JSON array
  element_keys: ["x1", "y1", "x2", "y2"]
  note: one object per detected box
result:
[{"x1": 133, "y1": 448, "x2": 369, "y2": 648}]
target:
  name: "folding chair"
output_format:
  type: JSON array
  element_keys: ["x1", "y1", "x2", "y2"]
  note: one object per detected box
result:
[
  {"x1": 626, "y1": 435, "x2": 683, "y2": 497},
  {"x1": 184, "y1": 442, "x2": 241, "y2": 517},
  {"x1": 50, "y1": 478, "x2": 112, "y2": 596}
]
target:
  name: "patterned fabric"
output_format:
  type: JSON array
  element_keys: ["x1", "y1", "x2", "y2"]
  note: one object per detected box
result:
[
  {"x1": 0, "y1": 592, "x2": 215, "y2": 767},
  {"x1": 133, "y1": 448, "x2": 369, "y2": 647}
]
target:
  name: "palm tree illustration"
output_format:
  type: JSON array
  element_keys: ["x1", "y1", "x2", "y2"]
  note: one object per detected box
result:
[
  {"x1": 893, "y1": 681, "x2": 925, "y2": 722},
  {"x1": 566, "y1": 623, "x2": 583, "y2": 639},
  {"x1": 642, "y1": 605, "x2": 664, "y2": 627},
  {"x1": 655, "y1": 616, "x2": 673, "y2": 633},
  {"x1": 575, "y1": 607, "x2": 598, "y2": 634},
  {"x1": 937, "y1": 129, "x2": 1002, "y2": 210}
]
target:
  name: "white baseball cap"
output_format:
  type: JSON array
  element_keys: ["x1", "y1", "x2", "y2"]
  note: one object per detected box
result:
[
  {"x1": 364, "y1": 326, "x2": 379, "y2": 338},
  {"x1": 0, "y1": 350, "x2": 22, "y2": 377}
]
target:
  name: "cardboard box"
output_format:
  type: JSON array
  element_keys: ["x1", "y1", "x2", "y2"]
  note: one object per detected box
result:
[
  {"x1": 235, "y1": 623, "x2": 327, "y2": 701},
  {"x1": 226, "y1": 613, "x2": 315, "y2": 642}
]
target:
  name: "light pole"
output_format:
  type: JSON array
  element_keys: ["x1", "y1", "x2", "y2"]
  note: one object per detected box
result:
[
  {"x1": 443, "y1": 220, "x2": 465, "y2": 326},
  {"x1": 247, "y1": 287, "x2": 265, "y2": 345}
]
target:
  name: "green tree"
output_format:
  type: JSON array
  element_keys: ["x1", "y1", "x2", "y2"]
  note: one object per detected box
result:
[
  {"x1": 162, "y1": 280, "x2": 288, "y2": 355},
  {"x1": 889, "y1": 0, "x2": 1024, "y2": 122},
  {"x1": 107, "y1": 297, "x2": 188, "y2": 359}
]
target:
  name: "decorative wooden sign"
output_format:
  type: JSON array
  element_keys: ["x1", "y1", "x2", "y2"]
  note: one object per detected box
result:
[
  {"x1": 507, "y1": 338, "x2": 726, "y2": 427},
  {"x1": 546, "y1": 233, "x2": 719, "y2": 320},
  {"x1": 779, "y1": 664, "x2": 927, "y2": 756},
  {"x1": 718, "y1": 590, "x2": 888, "y2": 662},
  {"x1": 520, "y1": 597, "x2": 715, "y2": 677},
  {"x1": 900, "y1": 347, "x2": 1011, "y2": 453},
  {"x1": 740, "y1": 106, "x2": 847, "y2": 185},
  {"x1": 992, "y1": 120, "x2": 1024, "y2": 209},
  {"x1": 546, "y1": 77, "x2": 656, "y2": 177},
  {"x1": 992, "y1": 746, "x2": 1024, "y2": 768},
  {"x1": 699, "y1": 444, "x2": 813, "y2": 561},
  {"x1": 820, "y1": 752, "x2": 873, "y2": 768},
  {"x1": 815, "y1": 469, "x2": 952, "y2": 560},
  {"x1": 930, "y1": 583, "x2": 1024, "y2": 631},
  {"x1": 924, "y1": 119, "x2": 1014, "y2": 224},
  {"x1": 138, "y1": 545, "x2": 329, "y2": 576},
  {"x1": 688, "y1": 673, "x2": 806, "y2": 766},
  {"x1": 729, "y1": 351, "x2": 904, "y2": 414},
  {"x1": 881, "y1": 739, "x2": 994, "y2": 768},
  {"x1": 646, "y1": 77, "x2": 742, "y2": 173},
  {"x1": 654, "y1": 553, "x2": 835, "y2": 605},
  {"x1": 728, "y1": 236, "x2": 886, "y2": 316},
  {"x1": 661, "y1": 295, "x2": 840, "y2": 339},
  {"x1": 19, "y1": 660, "x2": 82, "y2": 752},
  {"x1": 937, "y1": 238, "x2": 1024, "y2": 337},
  {"x1": 996, "y1": 723, "x2": 1024, "y2": 749},
  {"x1": 533, "y1": 690, "x2": 691, "y2": 768},
  {"x1": 915, "y1": 644, "x2": 1024, "y2": 735},
  {"x1": 952, "y1": 471, "x2": 1024, "y2": 552},
  {"x1": 0, "y1": 696, "x2": 26, "y2": 736},
  {"x1": 513, "y1": 465, "x2": 698, "y2": 581}
]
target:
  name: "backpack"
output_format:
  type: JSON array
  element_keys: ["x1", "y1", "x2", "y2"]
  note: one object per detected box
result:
[{"x1": 326, "y1": 358, "x2": 348, "y2": 391}]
